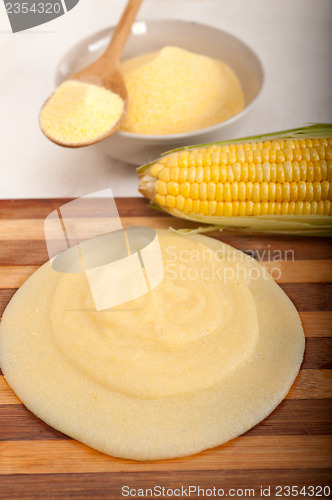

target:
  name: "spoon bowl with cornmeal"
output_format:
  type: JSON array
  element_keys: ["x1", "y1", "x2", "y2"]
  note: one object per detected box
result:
[{"x1": 39, "y1": 0, "x2": 143, "y2": 148}]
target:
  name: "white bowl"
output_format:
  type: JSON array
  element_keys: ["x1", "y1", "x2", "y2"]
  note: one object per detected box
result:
[{"x1": 56, "y1": 20, "x2": 264, "y2": 165}]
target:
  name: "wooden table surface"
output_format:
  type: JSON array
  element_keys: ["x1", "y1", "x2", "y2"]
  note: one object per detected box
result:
[{"x1": 0, "y1": 198, "x2": 331, "y2": 499}]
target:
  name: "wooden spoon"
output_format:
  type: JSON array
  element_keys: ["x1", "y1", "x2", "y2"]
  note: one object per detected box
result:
[{"x1": 40, "y1": 0, "x2": 143, "y2": 147}]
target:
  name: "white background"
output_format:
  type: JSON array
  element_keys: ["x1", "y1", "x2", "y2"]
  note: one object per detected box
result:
[{"x1": 1, "y1": 0, "x2": 332, "y2": 199}]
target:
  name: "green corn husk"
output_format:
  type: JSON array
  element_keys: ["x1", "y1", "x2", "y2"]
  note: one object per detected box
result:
[{"x1": 137, "y1": 124, "x2": 332, "y2": 236}]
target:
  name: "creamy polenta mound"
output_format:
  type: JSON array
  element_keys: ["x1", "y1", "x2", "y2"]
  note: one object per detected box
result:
[
  {"x1": 119, "y1": 46, "x2": 245, "y2": 135},
  {"x1": 0, "y1": 231, "x2": 304, "y2": 460}
]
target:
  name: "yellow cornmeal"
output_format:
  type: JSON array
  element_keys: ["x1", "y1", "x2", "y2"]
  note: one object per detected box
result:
[
  {"x1": 40, "y1": 80, "x2": 124, "y2": 145},
  {"x1": 119, "y1": 46, "x2": 244, "y2": 135},
  {"x1": 0, "y1": 230, "x2": 304, "y2": 460}
]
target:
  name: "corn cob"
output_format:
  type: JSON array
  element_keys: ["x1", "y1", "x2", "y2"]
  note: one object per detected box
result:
[{"x1": 138, "y1": 124, "x2": 332, "y2": 234}]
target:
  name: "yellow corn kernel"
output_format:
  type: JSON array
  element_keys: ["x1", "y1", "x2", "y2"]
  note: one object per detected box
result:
[
  {"x1": 219, "y1": 165, "x2": 227, "y2": 182},
  {"x1": 170, "y1": 167, "x2": 179, "y2": 182},
  {"x1": 270, "y1": 163, "x2": 277, "y2": 182},
  {"x1": 155, "y1": 179, "x2": 167, "y2": 196},
  {"x1": 196, "y1": 166, "x2": 204, "y2": 183},
  {"x1": 231, "y1": 182, "x2": 239, "y2": 201},
  {"x1": 284, "y1": 147, "x2": 294, "y2": 160},
  {"x1": 190, "y1": 183, "x2": 199, "y2": 200},
  {"x1": 180, "y1": 182, "x2": 190, "y2": 198},
  {"x1": 211, "y1": 165, "x2": 220, "y2": 182},
  {"x1": 277, "y1": 164, "x2": 285, "y2": 183},
  {"x1": 216, "y1": 202, "x2": 224, "y2": 215},
  {"x1": 167, "y1": 181, "x2": 179, "y2": 196},
  {"x1": 284, "y1": 161, "x2": 293, "y2": 181},
  {"x1": 195, "y1": 153, "x2": 203, "y2": 167},
  {"x1": 150, "y1": 163, "x2": 163, "y2": 177},
  {"x1": 178, "y1": 151, "x2": 189, "y2": 168},
  {"x1": 310, "y1": 201, "x2": 317, "y2": 215},
  {"x1": 321, "y1": 180, "x2": 329, "y2": 200},
  {"x1": 248, "y1": 163, "x2": 256, "y2": 182},
  {"x1": 239, "y1": 201, "x2": 247, "y2": 216},
  {"x1": 292, "y1": 161, "x2": 301, "y2": 182},
  {"x1": 253, "y1": 150, "x2": 262, "y2": 163},
  {"x1": 207, "y1": 182, "x2": 216, "y2": 200},
  {"x1": 268, "y1": 183, "x2": 276, "y2": 201},
  {"x1": 224, "y1": 202, "x2": 233, "y2": 216},
  {"x1": 313, "y1": 162, "x2": 322, "y2": 181},
  {"x1": 220, "y1": 152, "x2": 228, "y2": 165},
  {"x1": 261, "y1": 202, "x2": 269, "y2": 215},
  {"x1": 233, "y1": 201, "x2": 239, "y2": 216},
  {"x1": 293, "y1": 148, "x2": 302, "y2": 161},
  {"x1": 204, "y1": 166, "x2": 211, "y2": 182},
  {"x1": 305, "y1": 182, "x2": 314, "y2": 201},
  {"x1": 233, "y1": 162, "x2": 242, "y2": 181},
  {"x1": 299, "y1": 161, "x2": 307, "y2": 181},
  {"x1": 302, "y1": 202, "x2": 311, "y2": 215},
  {"x1": 317, "y1": 200, "x2": 324, "y2": 215},
  {"x1": 199, "y1": 182, "x2": 207, "y2": 201},
  {"x1": 246, "y1": 201, "x2": 254, "y2": 215},
  {"x1": 256, "y1": 164, "x2": 263, "y2": 182},
  {"x1": 268, "y1": 202, "x2": 276, "y2": 215},
  {"x1": 193, "y1": 200, "x2": 201, "y2": 213},
  {"x1": 252, "y1": 182, "x2": 260, "y2": 202},
  {"x1": 200, "y1": 201, "x2": 209, "y2": 215},
  {"x1": 165, "y1": 195, "x2": 176, "y2": 208},
  {"x1": 159, "y1": 167, "x2": 170, "y2": 182},
  {"x1": 262, "y1": 162, "x2": 271, "y2": 181},
  {"x1": 246, "y1": 181, "x2": 253, "y2": 201},
  {"x1": 216, "y1": 183, "x2": 224, "y2": 201},
  {"x1": 227, "y1": 165, "x2": 235, "y2": 182},
  {"x1": 283, "y1": 182, "x2": 291, "y2": 202},
  {"x1": 184, "y1": 198, "x2": 193, "y2": 213},
  {"x1": 155, "y1": 193, "x2": 166, "y2": 206},
  {"x1": 223, "y1": 182, "x2": 232, "y2": 202},
  {"x1": 320, "y1": 160, "x2": 327, "y2": 180},
  {"x1": 239, "y1": 181, "x2": 246, "y2": 201},
  {"x1": 228, "y1": 151, "x2": 237, "y2": 164},
  {"x1": 179, "y1": 167, "x2": 188, "y2": 183},
  {"x1": 236, "y1": 150, "x2": 245, "y2": 163},
  {"x1": 290, "y1": 182, "x2": 299, "y2": 201},
  {"x1": 281, "y1": 202, "x2": 289, "y2": 215},
  {"x1": 260, "y1": 182, "x2": 269, "y2": 202},
  {"x1": 295, "y1": 201, "x2": 303, "y2": 215},
  {"x1": 276, "y1": 183, "x2": 283, "y2": 202},
  {"x1": 203, "y1": 152, "x2": 212, "y2": 167},
  {"x1": 275, "y1": 202, "x2": 282, "y2": 215},
  {"x1": 211, "y1": 152, "x2": 220, "y2": 165},
  {"x1": 313, "y1": 181, "x2": 321, "y2": 201},
  {"x1": 167, "y1": 154, "x2": 178, "y2": 168},
  {"x1": 208, "y1": 200, "x2": 217, "y2": 215},
  {"x1": 253, "y1": 202, "x2": 261, "y2": 216},
  {"x1": 269, "y1": 149, "x2": 277, "y2": 163},
  {"x1": 261, "y1": 149, "x2": 270, "y2": 162},
  {"x1": 188, "y1": 152, "x2": 196, "y2": 167},
  {"x1": 288, "y1": 202, "x2": 296, "y2": 215},
  {"x1": 241, "y1": 163, "x2": 249, "y2": 182},
  {"x1": 298, "y1": 181, "x2": 306, "y2": 201},
  {"x1": 307, "y1": 162, "x2": 314, "y2": 182},
  {"x1": 302, "y1": 148, "x2": 310, "y2": 162},
  {"x1": 323, "y1": 200, "x2": 331, "y2": 215},
  {"x1": 328, "y1": 161, "x2": 332, "y2": 181},
  {"x1": 245, "y1": 149, "x2": 254, "y2": 163},
  {"x1": 188, "y1": 166, "x2": 196, "y2": 183},
  {"x1": 176, "y1": 195, "x2": 185, "y2": 211}
]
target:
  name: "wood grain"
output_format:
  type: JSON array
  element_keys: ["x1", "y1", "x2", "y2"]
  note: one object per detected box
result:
[{"x1": 0, "y1": 199, "x2": 331, "y2": 499}]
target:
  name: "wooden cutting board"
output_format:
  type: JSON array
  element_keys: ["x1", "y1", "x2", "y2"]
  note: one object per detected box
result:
[{"x1": 0, "y1": 198, "x2": 331, "y2": 499}]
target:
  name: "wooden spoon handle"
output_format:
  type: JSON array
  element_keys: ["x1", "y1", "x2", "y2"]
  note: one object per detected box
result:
[{"x1": 103, "y1": 0, "x2": 143, "y2": 64}]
